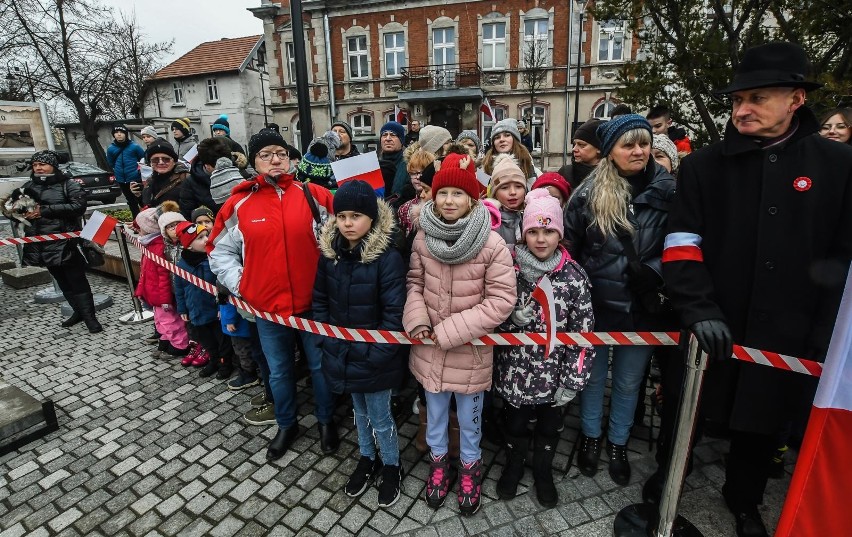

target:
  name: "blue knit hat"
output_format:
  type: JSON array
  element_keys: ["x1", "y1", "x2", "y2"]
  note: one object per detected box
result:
[
  {"x1": 596, "y1": 113, "x2": 652, "y2": 157},
  {"x1": 380, "y1": 121, "x2": 405, "y2": 142},
  {"x1": 212, "y1": 115, "x2": 230, "y2": 136}
]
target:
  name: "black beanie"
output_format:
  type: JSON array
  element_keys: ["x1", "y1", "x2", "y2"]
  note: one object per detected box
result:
[
  {"x1": 112, "y1": 124, "x2": 129, "y2": 135},
  {"x1": 573, "y1": 119, "x2": 603, "y2": 149},
  {"x1": 333, "y1": 180, "x2": 378, "y2": 221},
  {"x1": 248, "y1": 128, "x2": 288, "y2": 166},
  {"x1": 146, "y1": 140, "x2": 179, "y2": 162},
  {"x1": 190, "y1": 206, "x2": 215, "y2": 223},
  {"x1": 171, "y1": 118, "x2": 191, "y2": 138},
  {"x1": 419, "y1": 162, "x2": 437, "y2": 187}
]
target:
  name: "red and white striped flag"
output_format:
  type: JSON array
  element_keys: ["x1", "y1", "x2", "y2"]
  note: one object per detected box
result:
[
  {"x1": 775, "y1": 269, "x2": 852, "y2": 536},
  {"x1": 480, "y1": 97, "x2": 495, "y2": 120},
  {"x1": 531, "y1": 275, "x2": 557, "y2": 358},
  {"x1": 394, "y1": 105, "x2": 406, "y2": 124},
  {"x1": 331, "y1": 151, "x2": 385, "y2": 197},
  {"x1": 80, "y1": 210, "x2": 118, "y2": 246}
]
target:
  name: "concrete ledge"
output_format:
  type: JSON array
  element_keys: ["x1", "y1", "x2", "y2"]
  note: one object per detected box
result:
[
  {"x1": 0, "y1": 260, "x2": 16, "y2": 271},
  {"x1": 1, "y1": 266, "x2": 53, "y2": 289},
  {"x1": 0, "y1": 379, "x2": 58, "y2": 455}
]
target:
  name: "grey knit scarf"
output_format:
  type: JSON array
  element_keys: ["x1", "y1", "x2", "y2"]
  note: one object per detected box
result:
[
  {"x1": 516, "y1": 245, "x2": 561, "y2": 283},
  {"x1": 419, "y1": 202, "x2": 491, "y2": 265}
]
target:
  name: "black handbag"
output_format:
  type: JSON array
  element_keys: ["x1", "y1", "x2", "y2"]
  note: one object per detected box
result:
[{"x1": 77, "y1": 239, "x2": 106, "y2": 267}]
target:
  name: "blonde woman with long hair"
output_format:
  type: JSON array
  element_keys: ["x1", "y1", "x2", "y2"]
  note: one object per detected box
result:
[{"x1": 562, "y1": 114, "x2": 676, "y2": 486}]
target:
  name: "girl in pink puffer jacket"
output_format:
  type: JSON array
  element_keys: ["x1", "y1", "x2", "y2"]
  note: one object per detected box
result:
[{"x1": 403, "y1": 153, "x2": 516, "y2": 516}]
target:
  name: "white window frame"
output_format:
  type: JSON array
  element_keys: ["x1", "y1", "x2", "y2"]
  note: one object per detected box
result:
[
  {"x1": 285, "y1": 42, "x2": 297, "y2": 84},
  {"x1": 593, "y1": 101, "x2": 616, "y2": 120},
  {"x1": 206, "y1": 78, "x2": 219, "y2": 102},
  {"x1": 523, "y1": 18, "x2": 549, "y2": 67},
  {"x1": 598, "y1": 20, "x2": 625, "y2": 63},
  {"x1": 348, "y1": 35, "x2": 369, "y2": 80},
  {"x1": 172, "y1": 82, "x2": 184, "y2": 105},
  {"x1": 383, "y1": 31, "x2": 406, "y2": 77},
  {"x1": 351, "y1": 113, "x2": 373, "y2": 135},
  {"x1": 482, "y1": 22, "x2": 506, "y2": 70},
  {"x1": 481, "y1": 106, "x2": 507, "y2": 142},
  {"x1": 520, "y1": 104, "x2": 547, "y2": 152},
  {"x1": 432, "y1": 27, "x2": 456, "y2": 67}
]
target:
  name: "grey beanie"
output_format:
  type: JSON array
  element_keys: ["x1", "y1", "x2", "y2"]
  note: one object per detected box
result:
[
  {"x1": 416, "y1": 125, "x2": 452, "y2": 155},
  {"x1": 140, "y1": 126, "x2": 158, "y2": 138},
  {"x1": 456, "y1": 130, "x2": 482, "y2": 154},
  {"x1": 331, "y1": 120, "x2": 354, "y2": 141},
  {"x1": 490, "y1": 118, "x2": 521, "y2": 143}
]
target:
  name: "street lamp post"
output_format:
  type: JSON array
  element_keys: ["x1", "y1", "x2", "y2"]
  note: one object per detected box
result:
[
  {"x1": 259, "y1": 68, "x2": 269, "y2": 127},
  {"x1": 5, "y1": 59, "x2": 35, "y2": 102},
  {"x1": 572, "y1": 2, "x2": 588, "y2": 145}
]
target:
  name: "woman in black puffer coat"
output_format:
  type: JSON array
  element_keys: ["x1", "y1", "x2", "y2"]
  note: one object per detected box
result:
[
  {"x1": 13, "y1": 150, "x2": 102, "y2": 332},
  {"x1": 563, "y1": 115, "x2": 676, "y2": 485}
]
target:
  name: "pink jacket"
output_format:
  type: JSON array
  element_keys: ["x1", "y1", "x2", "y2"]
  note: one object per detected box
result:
[
  {"x1": 403, "y1": 230, "x2": 516, "y2": 394},
  {"x1": 135, "y1": 236, "x2": 175, "y2": 306}
]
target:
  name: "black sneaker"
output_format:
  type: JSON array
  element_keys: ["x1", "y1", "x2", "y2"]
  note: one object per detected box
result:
[
  {"x1": 377, "y1": 464, "x2": 403, "y2": 507},
  {"x1": 576, "y1": 434, "x2": 602, "y2": 477},
  {"x1": 345, "y1": 456, "x2": 382, "y2": 497},
  {"x1": 199, "y1": 359, "x2": 220, "y2": 378},
  {"x1": 606, "y1": 440, "x2": 631, "y2": 485},
  {"x1": 228, "y1": 373, "x2": 261, "y2": 391},
  {"x1": 216, "y1": 364, "x2": 234, "y2": 380}
]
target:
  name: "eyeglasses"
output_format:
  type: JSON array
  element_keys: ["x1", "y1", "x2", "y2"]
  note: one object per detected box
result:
[
  {"x1": 150, "y1": 157, "x2": 174, "y2": 164},
  {"x1": 820, "y1": 123, "x2": 850, "y2": 132},
  {"x1": 257, "y1": 151, "x2": 289, "y2": 161},
  {"x1": 409, "y1": 171, "x2": 423, "y2": 178},
  {"x1": 380, "y1": 132, "x2": 398, "y2": 139}
]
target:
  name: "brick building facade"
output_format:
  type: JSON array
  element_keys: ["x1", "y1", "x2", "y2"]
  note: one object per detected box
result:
[{"x1": 251, "y1": 0, "x2": 637, "y2": 170}]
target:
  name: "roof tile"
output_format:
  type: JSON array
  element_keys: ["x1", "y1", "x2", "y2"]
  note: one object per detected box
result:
[{"x1": 151, "y1": 35, "x2": 262, "y2": 80}]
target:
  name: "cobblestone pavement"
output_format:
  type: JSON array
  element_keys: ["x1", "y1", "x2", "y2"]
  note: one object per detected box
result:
[{"x1": 0, "y1": 252, "x2": 795, "y2": 536}]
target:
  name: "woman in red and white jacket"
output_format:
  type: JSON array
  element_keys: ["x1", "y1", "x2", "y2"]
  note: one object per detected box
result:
[{"x1": 207, "y1": 127, "x2": 339, "y2": 462}]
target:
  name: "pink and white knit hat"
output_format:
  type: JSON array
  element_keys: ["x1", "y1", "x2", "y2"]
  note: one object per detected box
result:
[{"x1": 522, "y1": 189, "x2": 563, "y2": 238}]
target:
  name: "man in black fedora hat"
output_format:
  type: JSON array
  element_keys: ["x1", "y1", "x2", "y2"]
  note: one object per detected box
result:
[{"x1": 644, "y1": 42, "x2": 852, "y2": 537}]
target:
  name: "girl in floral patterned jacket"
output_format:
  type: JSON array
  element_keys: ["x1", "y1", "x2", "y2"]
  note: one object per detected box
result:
[{"x1": 494, "y1": 189, "x2": 595, "y2": 508}]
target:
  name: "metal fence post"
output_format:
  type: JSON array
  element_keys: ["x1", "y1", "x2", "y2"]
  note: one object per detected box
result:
[{"x1": 114, "y1": 224, "x2": 153, "y2": 324}]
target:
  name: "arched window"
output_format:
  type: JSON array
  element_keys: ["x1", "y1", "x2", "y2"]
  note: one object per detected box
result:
[{"x1": 593, "y1": 101, "x2": 615, "y2": 120}]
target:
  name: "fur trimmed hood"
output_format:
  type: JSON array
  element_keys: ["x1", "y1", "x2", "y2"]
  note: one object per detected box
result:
[{"x1": 319, "y1": 197, "x2": 395, "y2": 264}]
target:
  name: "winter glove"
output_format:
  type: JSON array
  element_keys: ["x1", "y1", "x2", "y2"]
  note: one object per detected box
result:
[
  {"x1": 626, "y1": 263, "x2": 663, "y2": 295},
  {"x1": 510, "y1": 304, "x2": 535, "y2": 327},
  {"x1": 216, "y1": 282, "x2": 231, "y2": 305},
  {"x1": 552, "y1": 387, "x2": 577, "y2": 407},
  {"x1": 690, "y1": 319, "x2": 733, "y2": 362}
]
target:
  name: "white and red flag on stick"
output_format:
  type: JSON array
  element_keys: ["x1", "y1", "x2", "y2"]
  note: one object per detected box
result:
[
  {"x1": 331, "y1": 151, "x2": 385, "y2": 197},
  {"x1": 480, "y1": 97, "x2": 495, "y2": 120},
  {"x1": 531, "y1": 275, "x2": 557, "y2": 358},
  {"x1": 80, "y1": 210, "x2": 118, "y2": 246},
  {"x1": 775, "y1": 268, "x2": 852, "y2": 536}
]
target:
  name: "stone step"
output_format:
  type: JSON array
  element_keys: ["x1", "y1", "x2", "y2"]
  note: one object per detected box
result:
[{"x1": 0, "y1": 378, "x2": 58, "y2": 456}]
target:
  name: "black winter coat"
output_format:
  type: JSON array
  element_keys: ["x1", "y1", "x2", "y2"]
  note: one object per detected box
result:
[
  {"x1": 179, "y1": 160, "x2": 218, "y2": 218},
  {"x1": 564, "y1": 161, "x2": 676, "y2": 330},
  {"x1": 312, "y1": 200, "x2": 408, "y2": 394},
  {"x1": 141, "y1": 169, "x2": 188, "y2": 209},
  {"x1": 557, "y1": 161, "x2": 596, "y2": 191},
  {"x1": 663, "y1": 107, "x2": 852, "y2": 433},
  {"x1": 20, "y1": 173, "x2": 87, "y2": 267}
]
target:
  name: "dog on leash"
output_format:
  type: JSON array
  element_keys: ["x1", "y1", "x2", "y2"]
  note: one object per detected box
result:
[{"x1": 2, "y1": 187, "x2": 40, "y2": 227}]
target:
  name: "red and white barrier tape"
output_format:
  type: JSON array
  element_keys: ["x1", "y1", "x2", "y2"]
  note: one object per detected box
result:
[
  {"x1": 0, "y1": 231, "x2": 80, "y2": 246},
  {"x1": 122, "y1": 227, "x2": 823, "y2": 377}
]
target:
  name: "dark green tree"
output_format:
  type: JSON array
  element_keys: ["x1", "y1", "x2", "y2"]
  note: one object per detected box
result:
[{"x1": 591, "y1": 0, "x2": 852, "y2": 147}]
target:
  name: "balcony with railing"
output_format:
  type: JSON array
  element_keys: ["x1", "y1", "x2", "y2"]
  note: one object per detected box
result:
[{"x1": 397, "y1": 62, "x2": 485, "y2": 100}]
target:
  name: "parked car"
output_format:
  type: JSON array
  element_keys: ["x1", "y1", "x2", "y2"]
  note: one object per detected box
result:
[{"x1": 59, "y1": 162, "x2": 122, "y2": 205}]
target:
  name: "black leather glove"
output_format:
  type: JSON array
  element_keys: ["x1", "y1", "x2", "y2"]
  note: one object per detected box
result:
[
  {"x1": 627, "y1": 263, "x2": 663, "y2": 295},
  {"x1": 690, "y1": 319, "x2": 733, "y2": 362},
  {"x1": 215, "y1": 281, "x2": 231, "y2": 305}
]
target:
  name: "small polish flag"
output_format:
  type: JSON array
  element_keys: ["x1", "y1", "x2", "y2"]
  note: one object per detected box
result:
[
  {"x1": 181, "y1": 144, "x2": 198, "y2": 165},
  {"x1": 80, "y1": 210, "x2": 118, "y2": 246},
  {"x1": 331, "y1": 151, "x2": 385, "y2": 197},
  {"x1": 480, "y1": 97, "x2": 495, "y2": 120},
  {"x1": 394, "y1": 105, "x2": 406, "y2": 124},
  {"x1": 531, "y1": 275, "x2": 557, "y2": 358}
]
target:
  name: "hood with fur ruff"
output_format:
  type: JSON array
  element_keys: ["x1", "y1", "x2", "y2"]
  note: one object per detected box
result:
[{"x1": 319, "y1": 198, "x2": 395, "y2": 264}]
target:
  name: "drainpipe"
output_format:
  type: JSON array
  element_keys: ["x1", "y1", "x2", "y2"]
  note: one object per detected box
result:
[
  {"x1": 324, "y1": 11, "x2": 336, "y2": 122},
  {"x1": 563, "y1": 0, "x2": 574, "y2": 165}
]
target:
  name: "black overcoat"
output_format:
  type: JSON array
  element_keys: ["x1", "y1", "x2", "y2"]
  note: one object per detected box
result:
[
  {"x1": 663, "y1": 107, "x2": 852, "y2": 433},
  {"x1": 21, "y1": 172, "x2": 86, "y2": 267}
]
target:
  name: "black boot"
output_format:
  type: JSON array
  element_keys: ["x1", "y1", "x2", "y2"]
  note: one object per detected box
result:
[
  {"x1": 76, "y1": 292, "x2": 102, "y2": 333},
  {"x1": 576, "y1": 433, "x2": 603, "y2": 477},
  {"x1": 266, "y1": 424, "x2": 300, "y2": 461},
  {"x1": 496, "y1": 433, "x2": 528, "y2": 500},
  {"x1": 606, "y1": 440, "x2": 631, "y2": 485},
  {"x1": 318, "y1": 421, "x2": 339, "y2": 454},
  {"x1": 532, "y1": 435, "x2": 558, "y2": 508},
  {"x1": 60, "y1": 293, "x2": 83, "y2": 328}
]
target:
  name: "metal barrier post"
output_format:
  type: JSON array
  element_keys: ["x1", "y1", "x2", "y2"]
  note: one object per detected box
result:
[
  {"x1": 114, "y1": 224, "x2": 153, "y2": 324},
  {"x1": 612, "y1": 333, "x2": 707, "y2": 537}
]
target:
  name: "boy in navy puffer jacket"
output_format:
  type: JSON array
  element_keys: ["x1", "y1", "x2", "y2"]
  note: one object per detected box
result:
[{"x1": 174, "y1": 221, "x2": 235, "y2": 380}]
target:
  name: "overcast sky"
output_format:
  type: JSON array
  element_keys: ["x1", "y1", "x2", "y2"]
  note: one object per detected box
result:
[{"x1": 99, "y1": 0, "x2": 265, "y2": 63}]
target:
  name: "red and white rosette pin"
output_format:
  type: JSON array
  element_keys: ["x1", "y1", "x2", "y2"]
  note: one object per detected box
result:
[{"x1": 793, "y1": 176, "x2": 812, "y2": 192}]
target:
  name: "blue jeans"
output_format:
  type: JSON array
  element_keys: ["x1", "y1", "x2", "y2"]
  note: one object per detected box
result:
[
  {"x1": 255, "y1": 317, "x2": 334, "y2": 429},
  {"x1": 580, "y1": 345, "x2": 654, "y2": 445},
  {"x1": 351, "y1": 389, "x2": 399, "y2": 466},
  {"x1": 248, "y1": 322, "x2": 273, "y2": 403},
  {"x1": 424, "y1": 391, "x2": 484, "y2": 464}
]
